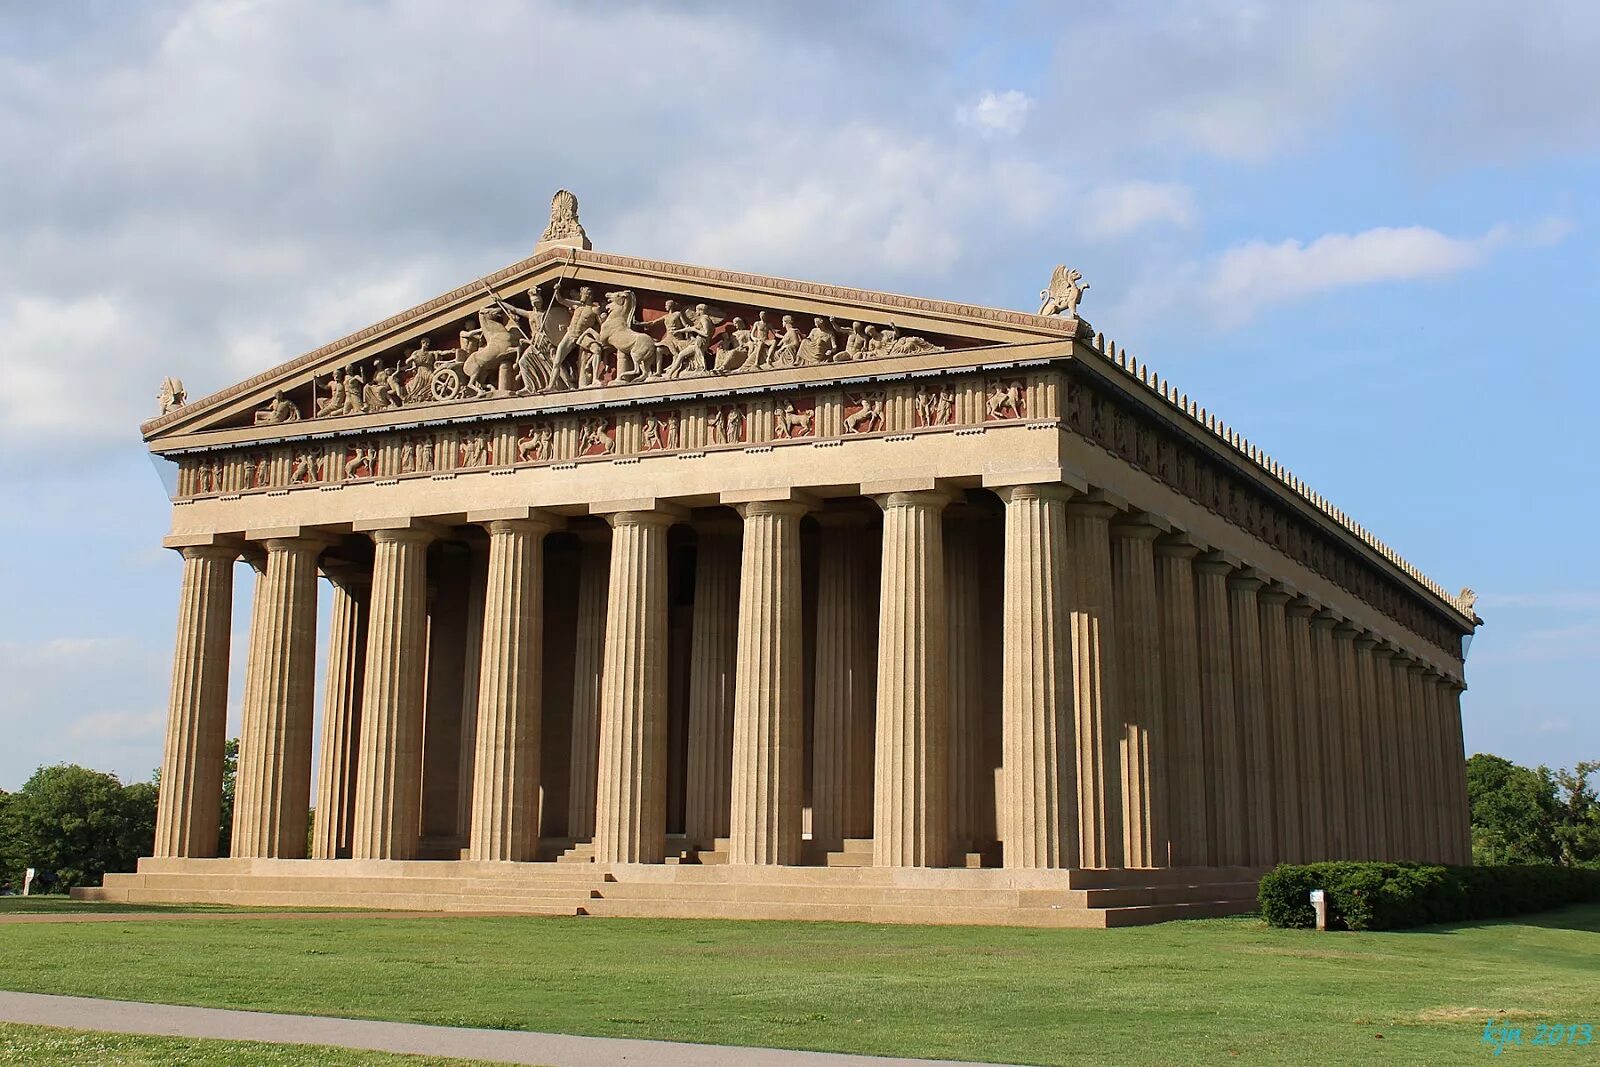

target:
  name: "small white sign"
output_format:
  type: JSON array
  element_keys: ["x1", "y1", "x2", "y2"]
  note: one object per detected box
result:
[{"x1": 1309, "y1": 889, "x2": 1325, "y2": 902}]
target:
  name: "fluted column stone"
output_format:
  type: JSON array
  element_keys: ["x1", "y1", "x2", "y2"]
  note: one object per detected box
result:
[
  {"x1": 997, "y1": 485, "x2": 1076, "y2": 869},
  {"x1": 684, "y1": 519, "x2": 741, "y2": 848},
  {"x1": 154, "y1": 544, "x2": 239, "y2": 859},
  {"x1": 1154, "y1": 539, "x2": 1208, "y2": 867},
  {"x1": 1286, "y1": 600, "x2": 1327, "y2": 860},
  {"x1": 728, "y1": 500, "x2": 808, "y2": 865},
  {"x1": 1440, "y1": 679, "x2": 1471, "y2": 864},
  {"x1": 1228, "y1": 571, "x2": 1273, "y2": 866},
  {"x1": 468, "y1": 516, "x2": 554, "y2": 861},
  {"x1": 1353, "y1": 636, "x2": 1384, "y2": 859},
  {"x1": 811, "y1": 511, "x2": 878, "y2": 853},
  {"x1": 312, "y1": 566, "x2": 369, "y2": 860},
  {"x1": 1311, "y1": 613, "x2": 1347, "y2": 857},
  {"x1": 565, "y1": 528, "x2": 610, "y2": 843},
  {"x1": 1194, "y1": 555, "x2": 1244, "y2": 866},
  {"x1": 593, "y1": 508, "x2": 677, "y2": 864},
  {"x1": 1067, "y1": 499, "x2": 1122, "y2": 869},
  {"x1": 1111, "y1": 517, "x2": 1165, "y2": 868},
  {"x1": 1258, "y1": 585, "x2": 1300, "y2": 863},
  {"x1": 1390, "y1": 653, "x2": 1422, "y2": 858},
  {"x1": 351, "y1": 526, "x2": 434, "y2": 861},
  {"x1": 233, "y1": 536, "x2": 325, "y2": 859},
  {"x1": 872, "y1": 489, "x2": 952, "y2": 868},
  {"x1": 1330, "y1": 624, "x2": 1367, "y2": 858},
  {"x1": 1403, "y1": 661, "x2": 1436, "y2": 860},
  {"x1": 1370, "y1": 646, "x2": 1402, "y2": 862}
]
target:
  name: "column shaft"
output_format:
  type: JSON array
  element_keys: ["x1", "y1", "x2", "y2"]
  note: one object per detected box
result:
[
  {"x1": 468, "y1": 517, "x2": 551, "y2": 861},
  {"x1": 153, "y1": 545, "x2": 238, "y2": 858},
  {"x1": 1228, "y1": 573, "x2": 1273, "y2": 866},
  {"x1": 1391, "y1": 657, "x2": 1422, "y2": 858},
  {"x1": 728, "y1": 501, "x2": 808, "y2": 864},
  {"x1": 351, "y1": 528, "x2": 433, "y2": 860},
  {"x1": 1286, "y1": 603, "x2": 1327, "y2": 860},
  {"x1": 999, "y1": 486, "x2": 1076, "y2": 869},
  {"x1": 811, "y1": 514, "x2": 877, "y2": 853},
  {"x1": 1353, "y1": 638, "x2": 1384, "y2": 859},
  {"x1": 565, "y1": 530, "x2": 610, "y2": 842},
  {"x1": 1312, "y1": 616, "x2": 1347, "y2": 857},
  {"x1": 684, "y1": 524, "x2": 740, "y2": 847},
  {"x1": 233, "y1": 537, "x2": 323, "y2": 859},
  {"x1": 1258, "y1": 588, "x2": 1300, "y2": 863},
  {"x1": 1442, "y1": 682, "x2": 1471, "y2": 864},
  {"x1": 1155, "y1": 541, "x2": 1208, "y2": 867},
  {"x1": 1068, "y1": 501, "x2": 1122, "y2": 869},
  {"x1": 946, "y1": 507, "x2": 990, "y2": 857},
  {"x1": 1112, "y1": 520, "x2": 1165, "y2": 868},
  {"x1": 873, "y1": 490, "x2": 952, "y2": 868},
  {"x1": 311, "y1": 570, "x2": 368, "y2": 859},
  {"x1": 1195, "y1": 559, "x2": 1244, "y2": 866},
  {"x1": 592, "y1": 511, "x2": 674, "y2": 864}
]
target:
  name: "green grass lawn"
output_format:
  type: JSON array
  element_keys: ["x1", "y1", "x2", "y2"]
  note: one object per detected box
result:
[
  {"x1": 1, "y1": 907, "x2": 1597, "y2": 1065},
  {"x1": 0, "y1": 896, "x2": 253, "y2": 915},
  {"x1": 0, "y1": 1022, "x2": 506, "y2": 1066}
]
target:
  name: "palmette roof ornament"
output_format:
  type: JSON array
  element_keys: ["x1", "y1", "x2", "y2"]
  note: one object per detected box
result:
[
  {"x1": 537, "y1": 189, "x2": 591, "y2": 251},
  {"x1": 1038, "y1": 264, "x2": 1089, "y2": 317}
]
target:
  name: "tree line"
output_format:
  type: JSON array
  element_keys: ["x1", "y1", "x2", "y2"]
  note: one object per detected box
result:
[{"x1": 1, "y1": 745, "x2": 1595, "y2": 891}]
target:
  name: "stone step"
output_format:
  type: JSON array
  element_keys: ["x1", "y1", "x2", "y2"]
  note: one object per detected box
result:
[
  {"x1": 594, "y1": 881, "x2": 1050, "y2": 908},
  {"x1": 577, "y1": 896, "x2": 1109, "y2": 928}
]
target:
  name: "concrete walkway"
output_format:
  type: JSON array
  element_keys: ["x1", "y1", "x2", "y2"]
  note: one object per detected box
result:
[{"x1": 0, "y1": 991, "x2": 1019, "y2": 1066}]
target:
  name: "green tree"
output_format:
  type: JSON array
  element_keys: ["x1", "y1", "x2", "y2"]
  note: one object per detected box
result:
[
  {"x1": 1551, "y1": 761, "x2": 1600, "y2": 867},
  {"x1": 0, "y1": 789, "x2": 19, "y2": 890},
  {"x1": 6, "y1": 765, "x2": 158, "y2": 890},
  {"x1": 218, "y1": 737, "x2": 238, "y2": 857},
  {"x1": 1467, "y1": 753, "x2": 1560, "y2": 865}
]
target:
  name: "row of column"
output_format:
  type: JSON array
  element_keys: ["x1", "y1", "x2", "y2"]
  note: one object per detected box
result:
[{"x1": 152, "y1": 481, "x2": 1472, "y2": 869}]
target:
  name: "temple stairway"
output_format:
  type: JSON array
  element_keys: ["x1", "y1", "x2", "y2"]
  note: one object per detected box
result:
[{"x1": 76, "y1": 858, "x2": 1262, "y2": 928}]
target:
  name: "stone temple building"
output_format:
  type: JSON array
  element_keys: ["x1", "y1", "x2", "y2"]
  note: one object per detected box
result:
[{"x1": 84, "y1": 194, "x2": 1481, "y2": 926}]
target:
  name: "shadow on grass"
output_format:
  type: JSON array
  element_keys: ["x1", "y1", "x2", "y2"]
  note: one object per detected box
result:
[{"x1": 1386, "y1": 902, "x2": 1600, "y2": 936}]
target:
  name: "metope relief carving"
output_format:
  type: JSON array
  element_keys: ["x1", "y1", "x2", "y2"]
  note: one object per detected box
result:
[
  {"x1": 773, "y1": 398, "x2": 815, "y2": 439},
  {"x1": 344, "y1": 445, "x2": 377, "y2": 480},
  {"x1": 706, "y1": 404, "x2": 747, "y2": 445},
  {"x1": 516, "y1": 423, "x2": 555, "y2": 463},
  {"x1": 985, "y1": 378, "x2": 1026, "y2": 421},
  {"x1": 641, "y1": 412, "x2": 678, "y2": 452},
  {"x1": 843, "y1": 391, "x2": 887, "y2": 435},
  {"x1": 914, "y1": 384, "x2": 956, "y2": 427},
  {"x1": 289, "y1": 448, "x2": 325, "y2": 485},
  {"x1": 578, "y1": 416, "x2": 615, "y2": 457},
  {"x1": 459, "y1": 432, "x2": 493, "y2": 469}
]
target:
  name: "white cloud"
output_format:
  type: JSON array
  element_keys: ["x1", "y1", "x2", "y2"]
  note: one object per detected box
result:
[
  {"x1": 68, "y1": 710, "x2": 165, "y2": 745},
  {"x1": 956, "y1": 90, "x2": 1033, "y2": 137},
  {"x1": 1078, "y1": 181, "x2": 1197, "y2": 240}
]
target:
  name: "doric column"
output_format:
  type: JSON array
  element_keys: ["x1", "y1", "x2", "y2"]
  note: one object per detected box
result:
[
  {"x1": 592, "y1": 508, "x2": 678, "y2": 864},
  {"x1": 727, "y1": 499, "x2": 809, "y2": 865},
  {"x1": 565, "y1": 527, "x2": 610, "y2": 843},
  {"x1": 684, "y1": 518, "x2": 740, "y2": 849},
  {"x1": 468, "y1": 515, "x2": 555, "y2": 862},
  {"x1": 311, "y1": 566, "x2": 369, "y2": 860},
  {"x1": 1353, "y1": 636, "x2": 1384, "y2": 859},
  {"x1": 872, "y1": 489, "x2": 953, "y2": 868},
  {"x1": 154, "y1": 543, "x2": 238, "y2": 859},
  {"x1": 1440, "y1": 678, "x2": 1471, "y2": 864},
  {"x1": 1111, "y1": 516, "x2": 1165, "y2": 868},
  {"x1": 1286, "y1": 599, "x2": 1326, "y2": 860},
  {"x1": 1228, "y1": 571, "x2": 1273, "y2": 866},
  {"x1": 1154, "y1": 538, "x2": 1208, "y2": 867},
  {"x1": 1067, "y1": 498, "x2": 1122, "y2": 869},
  {"x1": 1330, "y1": 622, "x2": 1364, "y2": 858},
  {"x1": 1194, "y1": 554, "x2": 1244, "y2": 866},
  {"x1": 351, "y1": 526, "x2": 434, "y2": 861},
  {"x1": 1416, "y1": 665, "x2": 1448, "y2": 862},
  {"x1": 1258, "y1": 585, "x2": 1300, "y2": 863},
  {"x1": 811, "y1": 511, "x2": 877, "y2": 854},
  {"x1": 1390, "y1": 654, "x2": 1422, "y2": 858},
  {"x1": 1400, "y1": 661, "x2": 1433, "y2": 860},
  {"x1": 1311, "y1": 613, "x2": 1347, "y2": 857},
  {"x1": 945, "y1": 504, "x2": 990, "y2": 858},
  {"x1": 233, "y1": 536, "x2": 325, "y2": 859},
  {"x1": 997, "y1": 485, "x2": 1076, "y2": 869},
  {"x1": 1370, "y1": 645, "x2": 1403, "y2": 862}
]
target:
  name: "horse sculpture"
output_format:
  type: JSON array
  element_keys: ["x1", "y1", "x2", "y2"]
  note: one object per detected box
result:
[
  {"x1": 462, "y1": 308, "x2": 520, "y2": 394},
  {"x1": 599, "y1": 290, "x2": 668, "y2": 383}
]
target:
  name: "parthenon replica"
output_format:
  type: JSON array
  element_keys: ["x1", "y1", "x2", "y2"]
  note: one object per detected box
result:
[{"x1": 85, "y1": 193, "x2": 1481, "y2": 926}]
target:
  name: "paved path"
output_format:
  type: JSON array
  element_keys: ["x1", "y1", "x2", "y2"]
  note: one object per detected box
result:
[{"x1": 0, "y1": 991, "x2": 1018, "y2": 1066}]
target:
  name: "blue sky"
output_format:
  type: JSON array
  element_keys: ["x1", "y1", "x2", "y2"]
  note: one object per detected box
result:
[{"x1": 1, "y1": 1, "x2": 1596, "y2": 789}]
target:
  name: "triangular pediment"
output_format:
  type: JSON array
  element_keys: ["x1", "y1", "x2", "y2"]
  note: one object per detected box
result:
[{"x1": 143, "y1": 248, "x2": 1081, "y2": 449}]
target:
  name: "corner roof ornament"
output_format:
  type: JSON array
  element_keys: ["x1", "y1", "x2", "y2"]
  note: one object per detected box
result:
[
  {"x1": 536, "y1": 189, "x2": 592, "y2": 252},
  {"x1": 1038, "y1": 264, "x2": 1088, "y2": 318}
]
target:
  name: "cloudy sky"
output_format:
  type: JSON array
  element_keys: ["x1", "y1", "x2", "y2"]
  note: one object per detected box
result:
[{"x1": 1, "y1": 0, "x2": 1597, "y2": 789}]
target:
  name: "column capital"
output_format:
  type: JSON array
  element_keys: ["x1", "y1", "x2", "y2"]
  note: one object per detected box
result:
[
  {"x1": 692, "y1": 512, "x2": 746, "y2": 539},
  {"x1": 1226, "y1": 569, "x2": 1264, "y2": 593},
  {"x1": 481, "y1": 516, "x2": 559, "y2": 538},
  {"x1": 1353, "y1": 633, "x2": 1379, "y2": 651},
  {"x1": 1310, "y1": 609, "x2": 1340, "y2": 630},
  {"x1": 1195, "y1": 548, "x2": 1241, "y2": 575},
  {"x1": 176, "y1": 542, "x2": 242, "y2": 563},
  {"x1": 1258, "y1": 583, "x2": 1294, "y2": 607},
  {"x1": 871, "y1": 488, "x2": 958, "y2": 512},
  {"x1": 721, "y1": 487, "x2": 819, "y2": 509},
  {"x1": 1371, "y1": 642, "x2": 1400, "y2": 660},
  {"x1": 368, "y1": 526, "x2": 439, "y2": 547},
  {"x1": 467, "y1": 506, "x2": 564, "y2": 533},
  {"x1": 1153, "y1": 532, "x2": 1202, "y2": 559},
  {"x1": 593, "y1": 502, "x2": 689, "y2": 528},
  {"x1": 1286, "y1": 596, "x2": 1320, "y2": 619},
  {"x1": 1109, "y1": 516, "x2": 1166, "y2": 541},
  {"x1": 353, "y1": 516, "x2": 449, "y2": 541},
  {"x1": 571, "y1": 522, "x2": 614, "y2": 545},
  {"x1": 1332, "y1": 620, "x2": 1361, "y2": 641},
  {"x1": 1064, "y1": 498, "x2": 1120, "y2": 522},
  {"x1": 994, "y1": 483, "x2": 1078, "y2": 506},
  {"x1": 811, "y1": 506, "x2": 878, "y2": 530},
  {"x1": 260, "y1": 533, "x2": 341, "y2": 556},
  {"x1": 733, "y1": 499, "x2": 813, "y2": 520},
  {"x1": 320, "y1": 560, "x2": 371, "y2": 593}
]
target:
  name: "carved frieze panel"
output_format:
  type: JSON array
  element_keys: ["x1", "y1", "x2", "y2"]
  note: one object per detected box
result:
[
  {"x1": 516, "y1": 423, "x2": 556, "y2": 463},
  {"x1": 843, "y1": 391, "x2": 886, "y2": 435},
  {"x1": 773, "y1": 397, "x2": 815, "y2": 439},
  {"x1": 914, "y1": 383, "x2": 956, "y2": 427},
  {"x1": 577, "y1": 416, "x2": 616, "y2": 457},
  {"x1": 985, "y1": 377, "x2": 1026, "y2": 421},
  {"x1": 706, "y1": 404, "x2": 747, "y2": 446},
  {"x1": 641, "y1": 411, "x2": 679, "y2": 452}
]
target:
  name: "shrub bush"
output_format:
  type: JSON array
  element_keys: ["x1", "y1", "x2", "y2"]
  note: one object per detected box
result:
[{"x1": 1258, "y1": 862, "x2": 1600, "y2": 930}]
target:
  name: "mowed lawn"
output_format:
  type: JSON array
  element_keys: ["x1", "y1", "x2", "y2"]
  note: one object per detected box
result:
[
  {"x1": 2, "y1": 903, "x2": 1598, "y2": 1066},
  {"x1": 0, "y1": 1022, "x2": 503, "y2": 1067}
]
